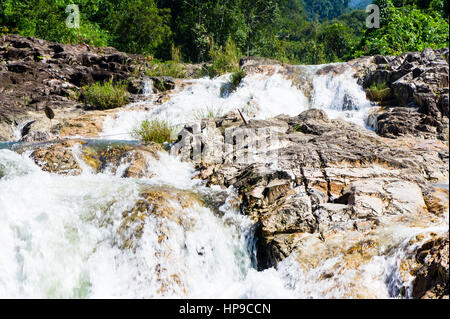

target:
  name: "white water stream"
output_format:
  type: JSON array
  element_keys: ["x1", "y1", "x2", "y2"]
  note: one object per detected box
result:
[{"x1": 0, "y1": 65, "x2": 447, "y2": 298}]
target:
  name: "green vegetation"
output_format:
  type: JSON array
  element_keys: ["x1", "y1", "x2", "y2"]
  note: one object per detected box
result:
[
  {"x1": 82, "y1": 80, "x2": 129, "y2": 110},
  {"x1": 0, "y1": 0, "x2": 448, "y2": 65},
  {"x1": 132, "y1": 119, "x2": 174, "y2": 144},
  {"x1": 230, "y1": 70, "x2": 246, "y2": 91},
  {"x1": 206, "y1": 38, "x2": 241, "y2": 77},
  {"x1": 144, "y1": 61, "x2": 187, "y2": 78},
  {"x1": 354, "y1": 0, "x2": 449, "y2": 56},
  {"x1": 366, "y1": 82, "x2": 392, "y2": 102}
]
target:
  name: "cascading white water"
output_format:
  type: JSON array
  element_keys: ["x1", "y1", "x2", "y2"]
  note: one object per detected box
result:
[
  {"x1": 0, "y1": 64, "x2": 446, "y2": 299},
  {"x1": 101, "y1": 64, "x2": 375, "y2": 139},
  {"x1": 0, "y1": 149, "x2": 298, "y2": 298}
]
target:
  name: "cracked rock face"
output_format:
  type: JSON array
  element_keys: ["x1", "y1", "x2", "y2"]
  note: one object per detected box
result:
[{"x1": 172, "y1": 109, "x2": 449, "y2": 275}]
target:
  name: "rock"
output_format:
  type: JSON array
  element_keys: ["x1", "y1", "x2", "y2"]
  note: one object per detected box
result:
[
  {"x1": 150, "y1": 76, "x2": 176, "y2": 92},
  {"x1": 81, "y1": 142, "x2": 162, "y2": 178},
  {"x1": 118, "y1": 186, "x2": 203, "y2": 295},
  {"x1": 355, "y1": 48, "x2": 449, "y2": 140},
  {"x1": 118, "y1": 186, "x2": 202, "y2": 249},
  {"x1": 0, "y1": 35, "x2": 151, "y2": 141},
  {"x1": 29, "y1": 140, "x2": 82, "y2": 175},
  {"x1": 25, "y1": 139, "x2": 162, "y2": 177},
  {"x1": 412, "y1": 234, "x2": 449, "y2": 299},
  {"x1": 127, "y1": 77, "x2": 147, "y2": 94},
  {"x1": 172, "y1": 109, "x2": 449, "y2": 270},
  {"x1": 370, "y1": 106, "x2": 446, "y2": 140}
]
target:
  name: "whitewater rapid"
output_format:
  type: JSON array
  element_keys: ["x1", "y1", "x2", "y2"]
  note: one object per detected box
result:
[
  {"x1": 101, "y1": 64, "x2": 373, "y2": 139},
  {"x1": 0, "y1": 65, "x2": 447, "y2": 298}
]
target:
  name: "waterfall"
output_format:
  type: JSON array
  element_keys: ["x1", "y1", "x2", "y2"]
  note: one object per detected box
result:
[
  {"x1": 101, "y1": 64, "x2": 375, "y2": 139},
  {"x1": 0, "y1": 63, "x2": 446, "y2": 299}
]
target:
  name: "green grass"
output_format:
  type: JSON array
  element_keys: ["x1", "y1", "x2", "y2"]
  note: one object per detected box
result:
[
  {"x1": 132, "y1": 119, "x2": 175, "y2": 145},
  {"x1": 366, "y1": 82, "x2": 392, "y2": 102},
  {"x1": 82, "y1": 80, "x2": 129, "y2": 110},
  {"x1": 206, "y1": 38, "x2": 241, "y2": 78},
  {"x1": 144, "y1": 61, "x2": 187, "y2": 78}
]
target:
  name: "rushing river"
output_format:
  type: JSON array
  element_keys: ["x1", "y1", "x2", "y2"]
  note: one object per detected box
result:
[{"x1": 0, "y1": 64, "x2": 447, "y2": 298}]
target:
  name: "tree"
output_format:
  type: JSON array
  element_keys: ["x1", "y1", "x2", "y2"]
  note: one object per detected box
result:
[
  {"x1": 108, "y1": 0, "x2": 172, "y2": 56},
  {"x1": 319, "y1": 22, "x2": 354, "y2": 61}
]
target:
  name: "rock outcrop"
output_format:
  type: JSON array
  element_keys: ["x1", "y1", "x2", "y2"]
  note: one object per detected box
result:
[
  {"x1": 412, "y1": 234, "x2": 449, "y2": 299},
  {"x1": 0, "y1": 35, "x2": 183, "y2": 142},
  {"x1": 357, "y1": 48, "x2": 449, "y2": 140},
  {"x1": 172, "y1": 109, "x2": 449, "y2": 294}
]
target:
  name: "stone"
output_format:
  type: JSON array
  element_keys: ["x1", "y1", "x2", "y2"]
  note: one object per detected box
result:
[
  {"x1": 412, "y1": 234, "x2": 449, "y2": 299},
  {"x1": 357, "y1": 48, "x2": 449, "y2": 140},
  {"x1": 25, "y1": 139, "x2": 162, "y2": 178}
]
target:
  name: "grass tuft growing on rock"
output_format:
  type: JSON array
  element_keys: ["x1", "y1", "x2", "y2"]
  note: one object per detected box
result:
[
  {"x1": 133, "y1": 119, "x2": 175, "y2": 145},
  {"x1": 82, "y1": 80, "x2": 129, "y2": 110},
  {"x1": 193, "y1": 106, "x2": 225, "y2": 120},
  {"x1": 366, "y1": 82, "x2": 392, "y2": 102}
]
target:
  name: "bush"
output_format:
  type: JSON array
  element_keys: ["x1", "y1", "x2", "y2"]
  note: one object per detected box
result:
[
  {"x1": 207, "y1": 38, "x2": 241, "y2": 77},
  {"x1": 82, "y1": 80, "x2": 129, "y2": 110},
  {"x1": 132, "y1": 119, "x2": 174, "y2": 144}
]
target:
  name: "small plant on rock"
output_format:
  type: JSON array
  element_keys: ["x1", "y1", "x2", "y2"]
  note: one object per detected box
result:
[
  {"x1": 132, "y1": 119, "x2": 175, "y2": 145},
  {"x1": 82, "y1": 80, "x2": 129, "y2": 110},
  {"x1": 366, "y1": 82, "x2": 392, "y2": 102}
]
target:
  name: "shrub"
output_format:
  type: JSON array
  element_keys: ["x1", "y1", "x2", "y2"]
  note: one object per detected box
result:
[
  {"x1": 144, "y1": 61, "x2": 187, "y2": 78},
  {"x1": 207, "y1": 38, "x2": 241, "y2": 77},
  {"x1": 82, "y1": 80, "x2": 129, "y2": 110},
  {"x1": 132, "y1": 119, "x2": 174, "y2": 144}
]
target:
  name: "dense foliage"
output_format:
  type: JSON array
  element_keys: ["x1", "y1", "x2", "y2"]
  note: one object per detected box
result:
[{"x1": 1, "y1": 0, "x2": 448, "y2": 65}]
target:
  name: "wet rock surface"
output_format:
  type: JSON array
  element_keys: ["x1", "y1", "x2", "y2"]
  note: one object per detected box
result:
[
  {"x1": 19, "y1": 139, "x2": 162, "y2": 178},
  {"x1": 412, "y1": 233, "x2": 449, "y2": 299}
]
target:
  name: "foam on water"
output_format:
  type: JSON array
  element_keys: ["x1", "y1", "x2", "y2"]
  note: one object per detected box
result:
[
  {"x1": 102, "y1": 72, "x2": 310, "y2": 139},
  {"x1": 0, "y1": 149, "x2": 294, "y2": 298}
]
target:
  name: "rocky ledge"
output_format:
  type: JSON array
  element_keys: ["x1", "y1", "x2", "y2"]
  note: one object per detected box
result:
[
  {"x1": 15, "y1": 139, "x2": 162, "y2": 178},
  {"x1": 0, "y1": 35, "x2": 182, "y2": 142},
  {"x1": 173, "y1": 108, "x2": 449, "y2": 298}
]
